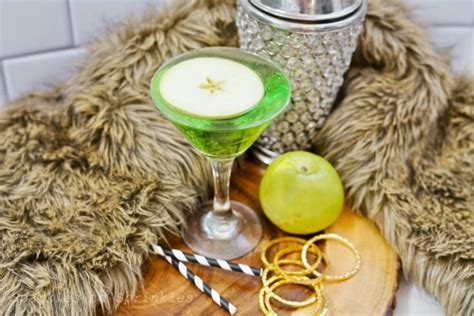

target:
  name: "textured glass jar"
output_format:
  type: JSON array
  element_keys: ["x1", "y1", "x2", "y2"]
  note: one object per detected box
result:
[{"x1": 237, "y1": 0, "x2": 367, "y2": 163}]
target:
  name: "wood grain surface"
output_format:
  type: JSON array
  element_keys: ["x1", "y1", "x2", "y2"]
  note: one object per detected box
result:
[{"x1": 116, "y1": 156, "x2": 399, "y2": 316}]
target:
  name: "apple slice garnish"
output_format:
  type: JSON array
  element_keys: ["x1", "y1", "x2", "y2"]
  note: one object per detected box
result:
[{"x1": 159, "y1": 57, "x2": 264, "y2": 119}]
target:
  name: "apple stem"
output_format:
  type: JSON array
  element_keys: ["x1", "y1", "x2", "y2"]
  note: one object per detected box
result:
[{"x1": 300, "y1": 165, "x2": 308, "y2": 173}]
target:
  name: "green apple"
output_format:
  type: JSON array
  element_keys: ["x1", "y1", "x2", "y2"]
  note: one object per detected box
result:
[{"x1": 259, "y1": 151, "x2": 344, "y2": 234}]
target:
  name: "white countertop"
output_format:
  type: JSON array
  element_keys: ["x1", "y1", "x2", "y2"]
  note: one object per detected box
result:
[{"x1": 394, "y1": 277, "x2": 444, "y2": 315}]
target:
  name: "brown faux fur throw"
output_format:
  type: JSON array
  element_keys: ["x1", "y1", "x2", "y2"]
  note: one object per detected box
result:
[{"x1": 0, "y1": 0, "x2": 472, "y2": 315}]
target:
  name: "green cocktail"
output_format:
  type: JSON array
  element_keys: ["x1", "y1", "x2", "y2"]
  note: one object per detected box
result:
[{"x1": 150, "y1": 47, "x2": 291, "y2": 259}]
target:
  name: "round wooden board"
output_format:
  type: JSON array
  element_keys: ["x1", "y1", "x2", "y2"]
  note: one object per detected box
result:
[{"x1": 115, "y1": 157, "x2": 399, "y2": 316}]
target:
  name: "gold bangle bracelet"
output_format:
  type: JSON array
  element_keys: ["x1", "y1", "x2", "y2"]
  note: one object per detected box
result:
[
  {"x1": 261, "y1": 236, "x2": 311, "y2": 267},
  {"x1": 262, "y1": 263, "x2": 319, "y2": 307},
  {"x1": 301, "y1": 233, "x2": 361, "y2": 282},
  {"x1": 272, "y1": 245, "x2": 328, "y2": 285},
  {"x1": 263, "y1": 279, "x2": 326, "y2": 315}
]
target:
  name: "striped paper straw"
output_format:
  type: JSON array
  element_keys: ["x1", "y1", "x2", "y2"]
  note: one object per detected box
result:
[
  {"x1": 153, "y1": 244, "x2": 262, "y2": 277},
  {"x1": 161, "y1": 254, "x2": 237, "y2": 315}
]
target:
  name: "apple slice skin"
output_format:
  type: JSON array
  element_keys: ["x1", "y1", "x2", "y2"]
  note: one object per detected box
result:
[
  {"x1": 164, "y1": 101, "x2": 258, "y2": 121},
  {"x1": 259, "y1": 151, "x2": 345, "y2": 235}
]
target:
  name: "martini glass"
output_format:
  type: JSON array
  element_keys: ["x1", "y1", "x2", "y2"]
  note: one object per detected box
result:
[{"x1": 150, "y1": 47, "x2": 291, "y2": 259}]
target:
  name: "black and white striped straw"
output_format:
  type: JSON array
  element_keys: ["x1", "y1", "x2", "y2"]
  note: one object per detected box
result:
[
  {"x1": 161, "y1": 254, "x2": 237, "y2": 315},
  {"x1": 153, "y1": 244, "x2": 262, "y2": 277}
]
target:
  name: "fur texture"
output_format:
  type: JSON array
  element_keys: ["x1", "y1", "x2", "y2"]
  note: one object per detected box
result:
[{"x1": 0, "y1": 0, "x2": 472, "y2": 315}]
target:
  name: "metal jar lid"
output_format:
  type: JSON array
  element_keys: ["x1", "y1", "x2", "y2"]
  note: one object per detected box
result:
[{"x1": 240, "y1": 0, "x2": 367, "y2": 32}]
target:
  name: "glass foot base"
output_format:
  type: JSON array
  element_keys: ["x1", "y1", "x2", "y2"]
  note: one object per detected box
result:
[{"x1": 181, "y1": 201, "x2": 262, "y2": 260}]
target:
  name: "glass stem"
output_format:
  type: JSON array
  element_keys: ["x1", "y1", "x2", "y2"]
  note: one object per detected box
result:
[{"x1": 209, "y1": 158, "x2": 234, "y2": 217}]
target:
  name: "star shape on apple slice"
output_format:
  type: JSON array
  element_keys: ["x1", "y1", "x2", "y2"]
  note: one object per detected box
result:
[{"x1": 199, "y1": 77, "x2": 225, "y2": 94}]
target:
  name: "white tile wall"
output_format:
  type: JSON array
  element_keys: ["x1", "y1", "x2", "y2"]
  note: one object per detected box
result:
[
  {"x1": 0, "y1": 68, "x2": 7, "y2": 107},
  {"x1": 3, "y1": 47, "x2": 87, "y2": 99},
  {"x1": 427, "y1": 26, "x2": 474, "y2": 75},
  {"x1": 0, "y1": 0, "x2": 72, "y2": 58},
  {"x1": 0, "y1": 0, "x2": 164, "y2": 107},
  {"x1": 404, "y1": 0, "x2": 474, "y2": 25},
  {"x1": 69, "y1": 0, "x2": 161, "y2": 45}
]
